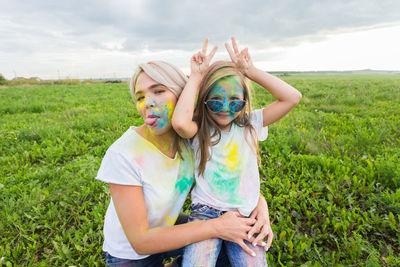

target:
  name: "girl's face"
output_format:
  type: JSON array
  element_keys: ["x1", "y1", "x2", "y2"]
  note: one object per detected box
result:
[
  {"x1": 206, "y1": 76, "x2": 244, "y2": 132},
  {"x1": 134, "y1": 72, "x2": 177, "y2": 136}
]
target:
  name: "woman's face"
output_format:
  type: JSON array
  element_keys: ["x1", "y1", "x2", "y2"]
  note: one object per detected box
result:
[
  {"x1": 206, "y1": 76, "x2": 244, "y2": 131},
  {"x1": 134, "y1": 72, "x2": 178, "y2": 136}
]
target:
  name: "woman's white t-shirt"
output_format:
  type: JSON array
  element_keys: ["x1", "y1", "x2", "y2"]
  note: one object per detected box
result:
[
  {"x1": 190, "y1": 109, "x2": 268, "y2": 216},
  {"x1": 96, "y1": 127, "x2": 194, "y2": 259}
]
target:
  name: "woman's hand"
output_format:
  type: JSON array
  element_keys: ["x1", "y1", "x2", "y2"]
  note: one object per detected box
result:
[
  {"x1": 225, "y1": 36, "x2": 254, "y2": 75},
  {"x1": 248, "y1": 196, "x2": 274, "y2": 251},
  {"x1": 191, "y1": 38, "x2": 218, "y2": 77},
  {"x1": 214, "y1": 211, "x2": 257, "y2": 256}
]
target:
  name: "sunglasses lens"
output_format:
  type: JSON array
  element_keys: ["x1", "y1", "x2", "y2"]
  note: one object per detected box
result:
[
  {"x1": 229, "y1": 100, "x2": 246, "y2": 113},
  {"x1": 205, "y1": 100, "x2": 223, "y2": 113}
]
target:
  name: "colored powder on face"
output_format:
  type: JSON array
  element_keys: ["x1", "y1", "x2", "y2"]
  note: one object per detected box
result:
[
  {"x1": 211, "y1": 76, "x2": 243, "y2": 98},
  {"x1": 154, "y1": 100, "x2": 175, "y2": 130},
  {"x1": 135, "y1": 83, "x2": 141, "y2": 92},
  {"x1": 136, "y1": 98, "x2": 145, "y2": 112},
  {"x1": 208, "y1": 76, "x2": 244, "y2": 114}
]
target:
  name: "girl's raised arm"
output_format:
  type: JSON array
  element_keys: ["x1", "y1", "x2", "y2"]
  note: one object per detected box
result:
[
  {"x1": 172, "y1": 38, "x2": 217, "y2": 139},
  {"x1": 109, "y1": 183, "x2": 258, "y2": 256},
  {"x1": 225, "y1": 37, "x2": 302, "y2": 127}
]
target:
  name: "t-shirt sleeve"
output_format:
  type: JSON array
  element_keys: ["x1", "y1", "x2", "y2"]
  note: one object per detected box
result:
[
  {"x1": 96, "y1": 149, "x2": 143, "y2": 186},
  {"x1": 250, "y1": 109, "x2": 268, "y2": 141}
]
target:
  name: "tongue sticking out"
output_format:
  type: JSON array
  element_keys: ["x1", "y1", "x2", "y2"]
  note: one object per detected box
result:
[{"x1": 145, "y1": 117, "x2": 158, "y2": 126}]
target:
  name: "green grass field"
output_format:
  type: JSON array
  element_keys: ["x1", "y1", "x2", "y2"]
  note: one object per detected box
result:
[{"x1": 1, "y1": 75, "x2": 399, "y2": 266}]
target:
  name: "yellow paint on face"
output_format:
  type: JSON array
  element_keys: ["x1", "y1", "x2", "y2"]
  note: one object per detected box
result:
[
  {"x1": 136, "y1": 97, "x2": 145, "y2": 112},
  {"x1": 134, "y1": 82, "x2": 146, "y2": 113},
  {"x1": 224, "y1": 142, "x2": 239, "y2": 170},
  {"x1": 135, "y1": 82, "x2": 141, "y2": 92},
  {"x1": 166, "y1": 101, "x2": 175, "y2": 121}
]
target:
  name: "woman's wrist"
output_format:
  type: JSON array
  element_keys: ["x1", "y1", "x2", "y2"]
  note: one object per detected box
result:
[{"x1": 208, "y1": 217, "x2": 222, "y2": 239}]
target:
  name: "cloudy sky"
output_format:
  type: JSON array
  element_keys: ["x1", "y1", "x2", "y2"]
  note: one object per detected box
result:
[{"x1": 1, "y1": 0, "x2": 400, "y2": 79}]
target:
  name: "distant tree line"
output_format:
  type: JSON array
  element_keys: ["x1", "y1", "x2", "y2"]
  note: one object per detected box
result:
[
  {"x1": 0, "y1": 74, "x2": 7, "y2": 85},
  {"x1": 0, "y1": 74, "x2": 126, "y2": 86}
]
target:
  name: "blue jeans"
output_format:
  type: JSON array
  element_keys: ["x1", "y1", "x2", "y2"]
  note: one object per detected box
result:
[
  {"x1": 105, "y1": 214, "x2": 231, "y2": 267},
  {"x1": 182, "y1": 203, "x2": 268, "y2": 267},
  {"x1": 105, "y1": 250, "x2": 181, "y2": 267}
]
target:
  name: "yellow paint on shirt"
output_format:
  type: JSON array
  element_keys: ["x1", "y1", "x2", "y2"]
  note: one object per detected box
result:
[
  {"x1": 224, "y1": 142, "x2": 239, "y2": 170},
  {"x1": 165, "y1": 215, "x2": 178, "y2": 226}
]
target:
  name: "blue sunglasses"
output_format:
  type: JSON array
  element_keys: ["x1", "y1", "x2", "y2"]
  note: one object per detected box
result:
[{"x1": 205, "y1": 99, "x2": 247, "y2": 113}]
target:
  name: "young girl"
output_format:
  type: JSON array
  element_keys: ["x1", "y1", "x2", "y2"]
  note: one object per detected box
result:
[{"x1": 172, "y1": 37, "x2": 302, "y2": 266}]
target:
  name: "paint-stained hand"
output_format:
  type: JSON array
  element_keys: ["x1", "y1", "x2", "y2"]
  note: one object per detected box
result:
[
  {"x1": 225, "y1": 37, "x2": 254, "y2": 75},
  {"x1": 216, "y1": 211, "x2": 257, "y2": 256},
  {"x1": 191, "y1": 38, "x2": 218, "y2": 76},
  {"x1": 248, "y1": 196, "x2": 274, "y2": 251}
]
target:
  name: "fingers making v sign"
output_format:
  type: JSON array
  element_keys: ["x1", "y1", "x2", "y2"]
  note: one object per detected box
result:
[
  {"x1": 225, "y1": 36, "x2": 254, "y2": 75},
  {"x1": 191, "y1": 38, "x2": 218, "y2": 76}
]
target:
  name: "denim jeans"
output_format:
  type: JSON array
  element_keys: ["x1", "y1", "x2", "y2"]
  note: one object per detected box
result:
[
  {"x1": 182, "y1": 203, "x2": 268, "y2": 267},
  {"x1": 105, "y1": 250, "x2": 181, "y2": 267},
  {"x1": 105, "y1": 214, "x2": 231, "y2": 267}
]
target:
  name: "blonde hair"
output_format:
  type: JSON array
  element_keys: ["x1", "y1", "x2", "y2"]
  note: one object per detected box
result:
[
  {"x1": 193, "y1": 61, "x2": 261, "y2": 176},
  {"x1": 129, "y1": 61, "x2": 188, "y2": 101}
]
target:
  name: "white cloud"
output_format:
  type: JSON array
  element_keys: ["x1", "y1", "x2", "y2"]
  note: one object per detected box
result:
[
  {"x1": 1, "y1": 0, "x2": 400, "y2": 79},
  {"x1": 259, "y1": 23, "x2": 400, "y2": 71}
]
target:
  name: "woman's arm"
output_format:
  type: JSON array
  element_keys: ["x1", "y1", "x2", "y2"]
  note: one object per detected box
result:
[
  {"x1": 109, "y1": 183, "x2": 258, "y2": 256},
  {"x1": 225, "y1": 37, "x2": 302, "y2": 127},
  {"x1": 172, "y1": 38, "x2": 217, "y2": 138}
]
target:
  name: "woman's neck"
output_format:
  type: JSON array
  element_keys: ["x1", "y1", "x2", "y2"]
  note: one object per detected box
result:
[{"x1": 136, "y1": 125, "x2": 177, "y2": 158}]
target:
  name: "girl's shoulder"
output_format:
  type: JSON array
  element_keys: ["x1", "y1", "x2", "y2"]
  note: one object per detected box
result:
[{"x1": 250, "y1": 109, "x2": 268, "y2": 141}]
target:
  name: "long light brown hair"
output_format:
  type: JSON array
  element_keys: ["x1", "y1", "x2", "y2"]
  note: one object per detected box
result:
[{"x1": 193, "y1": 61, "x2": 261, "y2": 176}]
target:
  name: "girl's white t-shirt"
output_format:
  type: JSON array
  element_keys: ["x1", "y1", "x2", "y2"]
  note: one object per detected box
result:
[
  {"x1": 96, "y1": 127, "x2": 194, "y2": 259},
  {"x1": 190, "y1": 109, "x2": 268, "y2": 216}
]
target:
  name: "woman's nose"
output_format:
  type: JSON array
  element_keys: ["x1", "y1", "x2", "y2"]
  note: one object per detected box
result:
[{"x1": 145, "y1": 96, "x2": 156, "y2": 108}]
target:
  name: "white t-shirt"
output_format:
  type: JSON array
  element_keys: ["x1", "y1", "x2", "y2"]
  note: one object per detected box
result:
[
  {"x1": 96, "y1": 127, "x2": 194, "y2": 259},
  {"x1": 191, "y1": 109, "x2": 268, "y2": 216}
]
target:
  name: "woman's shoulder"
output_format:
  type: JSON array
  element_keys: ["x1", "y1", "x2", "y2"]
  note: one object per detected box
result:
[{"x1": 106, "y1": 126, "x2": 142, "y2": 155}]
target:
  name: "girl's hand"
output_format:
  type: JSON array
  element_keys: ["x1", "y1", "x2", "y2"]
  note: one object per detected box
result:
[
  {"x1": 191, "y1": 38, "x2": 218, "y2": 77},
  {"x1": 225, "y1": 36, "x2": 254, "y2": 75},
  {"x1": 248, "y1": 196, "x2": 274, "y2": 251},
  {"x1": 215, "y1": 211, "x2": 257, "y2": 256}
]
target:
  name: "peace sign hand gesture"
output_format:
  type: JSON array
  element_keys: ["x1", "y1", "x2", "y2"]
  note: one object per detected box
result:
[
  {"x1": 191, "y1": 38, "x2": 218, "y2": 77},
  {"x1": 225, "y1": 37, "x2": 254, "y2": 76}
]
